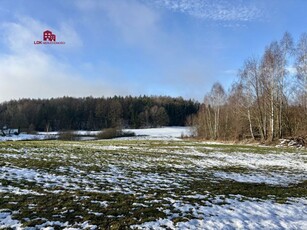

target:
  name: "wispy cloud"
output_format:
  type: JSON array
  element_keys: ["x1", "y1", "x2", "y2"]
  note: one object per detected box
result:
[
  {"x1": 75, "y1": 0, "x2": 160, "y2": 47},
  {"x1": 74, "y1": 0, "x2": 231, "y2": 100},
  {"x1": 150, "y1": 0, "x2": 264, "y2": 22}
]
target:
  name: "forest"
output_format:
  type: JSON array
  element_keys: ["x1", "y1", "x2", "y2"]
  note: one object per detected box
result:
[
  {"x1": 0, "y1": 96, "x2": 198, "y2": 132},
  {"x1": 192, "y1": 32, "x2": 307, "y2": 141}
]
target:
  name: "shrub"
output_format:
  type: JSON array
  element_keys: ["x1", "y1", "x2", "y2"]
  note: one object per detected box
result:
[
  {"x1": 58, "y1": 131, "x2": 75, "y2": 141},
  {"x1": 97, "y1": 128, "x2": 135, "y2": 139},
  {"x1": 97, "y1": 128, "x2": 120, "y2": 139}
]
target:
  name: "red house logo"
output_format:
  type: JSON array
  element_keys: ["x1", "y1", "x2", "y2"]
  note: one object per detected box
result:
[
  {"x1": 34, "y1": 30, "x2": 65, "y2": 45},
  {"x1": 43, "y1": 30, "x2": 56, "y2": 41}
]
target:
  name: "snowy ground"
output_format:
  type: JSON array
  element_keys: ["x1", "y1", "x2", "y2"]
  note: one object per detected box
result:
[
  {"x1": 0, "y1": 127, "x2": 192, "y2": 142},
  {"x1": 122, "y1": 126, "x2": 193, "y2": 140},
  {"x1": 0, "y1": 133, "x2": 53, "y2": 141},
  {"x1": 0, "y1": 139, "x2": 306, "y2": 229}
]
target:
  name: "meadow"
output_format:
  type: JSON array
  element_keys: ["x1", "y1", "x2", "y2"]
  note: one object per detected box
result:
[{"x1": 0, "y1": 139, "x2": 306, "y2": 229}]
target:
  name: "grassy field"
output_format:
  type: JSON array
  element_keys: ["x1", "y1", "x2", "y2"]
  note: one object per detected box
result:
[{"x1": 0, "y1": 140, "x2": 306, "y2": 229}]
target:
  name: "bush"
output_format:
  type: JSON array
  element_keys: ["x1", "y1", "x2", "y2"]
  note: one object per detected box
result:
[
  {"x1": 97, "y1": 128, "x2": 135, "y2": 139},
  {"x1": 58, "y1": 131, "x2": 75, "y2": 141},
  {"x1": 97, "y1": 128, "x2": 120, "y2": 139}
]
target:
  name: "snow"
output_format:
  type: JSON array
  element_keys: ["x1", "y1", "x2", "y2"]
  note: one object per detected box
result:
[
  {"x1": 0, "y1": 211, "x2": 22, "y2": 229},
  {"x1": 0, "y1": 133, "x2": 52, "y2": 141},
  {"x1": 0, "y1": 163, "x2": 188, "y2": 195},
  {"x1": 0, "y1": 166, "x2": 92, "y2": 191},
  {"x1": 0, "y1": 126, "x2": 192, "y2": 141},
  {"x1": 184, "y1": 151, "x2": 307, "y2": 185},
  {"x1": 214, "y1": 171, "x2": 306, "y2": 186},
  {"x1": 132, "y1": 197, "x2": 307, "y2": 230},
  {"x1": 123, "y1": 126, "x2": 193, "y2": 140},
  {"x1": 0, "y1": 184, "x2": 43, "y2": 195},
  {"x1": 0, "y1": 212, "x2": 97, "y2": 230}
]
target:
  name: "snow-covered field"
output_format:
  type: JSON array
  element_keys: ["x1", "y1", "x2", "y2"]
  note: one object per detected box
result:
[
  {"x1": 0, "y1": 138, "x2": 306, "y2": 229},
  {"x1": 0, "y1": 127, "x2": 193, "y2": 142},
  {"x1": 0, "y1": 133, "x2": 52, "y2": 141}
]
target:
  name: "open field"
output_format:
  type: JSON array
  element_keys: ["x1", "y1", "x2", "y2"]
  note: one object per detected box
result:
[
  {"x1": 0, "y1": 127, "x2": 192, "y2": 142},
  {"x1": 0, "y1": 139, "x2": 306, "y2": 229}
]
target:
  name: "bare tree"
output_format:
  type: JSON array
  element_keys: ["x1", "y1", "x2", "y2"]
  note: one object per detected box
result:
[
  {"x1": 295, "y1": 33, "x2": 307, "y2": 109},
  {"x1": 210, "y1": 83, "x2": 226, "y2": 139},
  {"x1": 203, "y1": 95, "x2": 214, "y2": 138},
  {"x1": 239, "y1": 59, "x2": 256, "y2": 139},
  {"x1": 193, "y1": 32, "x2": 306, "y2": 141},
  {"x1": 261, "y1": 41, "x2": 285, "y2": 141},
  {"x1": 277, "y1": 32, "x2": 294, "y2": 138}
]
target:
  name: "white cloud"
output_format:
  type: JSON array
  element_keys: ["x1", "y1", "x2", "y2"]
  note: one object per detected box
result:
[
  {"x1": 75, "y1": 0, "x2": 160, "y2": 47},
  {"x1": 1, "y1": 16, "x2": 82, "y2": 52},
  {"x1": 58, "y1": 23, "x2": 83, "y2": 48},
  {"x1": 0, "y1": 17, "x2": 128, "y2": 102},
  {"x1": 150, "y1": 0, "x2": 264, "y2": 22}
]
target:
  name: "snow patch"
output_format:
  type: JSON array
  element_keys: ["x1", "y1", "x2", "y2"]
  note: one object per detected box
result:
[
  {"x1": 0, "y1": 211, "x2": 22, "y2": 229},
  {"x1": 214, "y1": 171, "x2": 306, "y2": 186},
  {"x1": 132, "y1": 198, "x2": 307, "y2": 229}
]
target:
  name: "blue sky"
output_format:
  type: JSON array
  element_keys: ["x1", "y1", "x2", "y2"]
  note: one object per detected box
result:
[{"x1": 0, "y1": 0, "x2": 306, "y2": 102}]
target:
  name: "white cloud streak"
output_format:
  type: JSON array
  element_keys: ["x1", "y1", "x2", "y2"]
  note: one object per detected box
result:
[{"x1": 150, "y1": 0, "x2": 264, "y2": 22}]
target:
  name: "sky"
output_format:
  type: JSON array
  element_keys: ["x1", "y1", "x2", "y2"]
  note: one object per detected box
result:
[{"x1": 0, "y1": 0, "x2": 307, "y2": 102}]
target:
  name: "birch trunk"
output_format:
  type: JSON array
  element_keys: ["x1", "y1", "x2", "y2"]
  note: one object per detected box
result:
[{"x1": 247, "y1": 109, "x2": 255, "y2": 139}]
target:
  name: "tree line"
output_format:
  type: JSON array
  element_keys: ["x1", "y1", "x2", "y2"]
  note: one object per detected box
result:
[
  {"x1": 192, "y1": 32, "x2": 307, "y2": 141},
  {"x1": 0, "y1": 96, "x2": 199, "y2": 132}
]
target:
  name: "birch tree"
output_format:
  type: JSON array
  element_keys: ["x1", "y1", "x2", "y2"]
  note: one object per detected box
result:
[
  {"x1": 210, "y1": 83, "x2": 226, "y2": 139},
  {"x1": 261, "y1": 42, "x2": 284, "y2": 141},
  {"x1": 278, "y1": 32, "x2": 293, "y2": 137},
  {"x1": 239, "y1": 58, "x2": 261, "y2": 140},
  {"x1": 295, "y1": 33, "x2": 307, "y2": 109}
]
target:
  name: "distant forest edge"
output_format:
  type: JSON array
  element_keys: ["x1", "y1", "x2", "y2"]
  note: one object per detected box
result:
[{"x1": 0, "y1": 96, "x2": 199, "y2": 132}]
